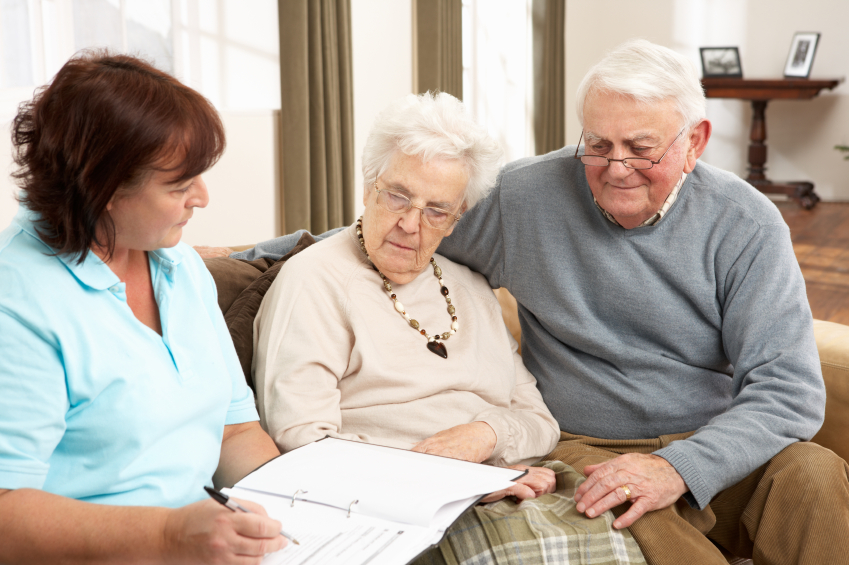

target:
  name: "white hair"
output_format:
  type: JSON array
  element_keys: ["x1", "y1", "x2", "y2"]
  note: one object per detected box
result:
[
  {"x1": 361, "y1": 91, "x2": 503, "y2": 210},
  {"x1": 576, "y1": 39, "x2": 706, "y2": 130}
]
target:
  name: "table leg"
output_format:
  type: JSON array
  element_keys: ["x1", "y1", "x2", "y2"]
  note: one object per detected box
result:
[
  {"x1": 745, "y1": 100, "x2": 820, "y2": 209},
  {"x1": 747, "y1": 100, "x2": 768, "y2": 181}
]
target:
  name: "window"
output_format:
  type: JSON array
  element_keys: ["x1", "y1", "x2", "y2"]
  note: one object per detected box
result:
[
  {"x1": 462, "y1": 0, "x2": 534, "y2": 162},
  {"x1": 0, "y1": 0, "x2": 280, "y2": 123}
]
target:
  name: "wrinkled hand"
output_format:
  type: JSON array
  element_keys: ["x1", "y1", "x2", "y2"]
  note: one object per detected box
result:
[
  {"x1": 411, "y1": 421, "x2": 497, "y2": 463},
  {"x1": 480, "y1": 465, "x2": 556, "y2": 503},
  {"x1": 194, "y1": 246, "x2": 236, "y2": 259},
  {"x1": 574, "y1": 453, "x2": 687, "y2": 529},
  {"x1": 163, "y1": 498, "x2": 286, "y2": 564}
]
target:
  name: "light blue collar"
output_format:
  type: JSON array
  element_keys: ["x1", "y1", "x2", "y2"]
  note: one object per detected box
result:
[{"x1": 13, "y1": 205, "x2": 185, "y2": 290}]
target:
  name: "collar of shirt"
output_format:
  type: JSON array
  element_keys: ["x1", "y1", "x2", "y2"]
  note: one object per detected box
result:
[
  {"x1": 12, "y1": 204, "x2": 185, "y2": 290},
  {"x1": 593, "y1": 172, "x2": 687, "y2": 228}
]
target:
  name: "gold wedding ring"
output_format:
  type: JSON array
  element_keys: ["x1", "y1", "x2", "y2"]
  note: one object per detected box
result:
[{"x1": 621, "y1": 485, "x2": 632, "y2": 501}]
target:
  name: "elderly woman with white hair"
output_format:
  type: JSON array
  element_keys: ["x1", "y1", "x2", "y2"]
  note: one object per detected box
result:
[{"x1": 251, "y1": 92, "x2": 646, "y2": 565}]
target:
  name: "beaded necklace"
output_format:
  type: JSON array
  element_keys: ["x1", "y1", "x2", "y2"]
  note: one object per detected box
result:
[{"x1": 356, "y1": 217, "x2": 458, "y2": 359}]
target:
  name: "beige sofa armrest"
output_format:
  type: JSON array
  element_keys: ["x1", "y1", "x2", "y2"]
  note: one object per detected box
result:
[
  {"x1": 811, "y1": 320, "x2": 849, "y2": 462},
  {"x1": 494, "y1": 288, "x2": 521, "y2": 351}
]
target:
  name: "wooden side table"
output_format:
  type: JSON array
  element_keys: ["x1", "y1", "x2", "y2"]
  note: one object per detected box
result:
[{"x1": 701, "y1": 78, "x2": 842, "y2": 209}]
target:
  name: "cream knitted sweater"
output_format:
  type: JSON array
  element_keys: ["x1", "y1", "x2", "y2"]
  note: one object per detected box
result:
[{"x1": 253, "y1": 224, "x2": 560, "y2": 467}]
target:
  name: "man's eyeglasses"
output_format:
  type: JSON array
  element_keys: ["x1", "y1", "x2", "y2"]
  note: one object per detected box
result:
[
  {"x1": 574, "y1": 128, "x2": 685, "y2": 170},
  {"x1": 373, "y1": 181, "x2": 462, "y2": 230}
]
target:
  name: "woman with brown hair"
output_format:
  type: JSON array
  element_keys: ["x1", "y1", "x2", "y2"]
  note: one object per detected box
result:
[{"x1": 0, "y1": 53, "x2": 285, "y2": 564}]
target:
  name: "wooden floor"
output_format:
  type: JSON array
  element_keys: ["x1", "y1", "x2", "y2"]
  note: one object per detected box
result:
[{"x1": 776, "y1": 201, "x2": 849, "y2": 325}]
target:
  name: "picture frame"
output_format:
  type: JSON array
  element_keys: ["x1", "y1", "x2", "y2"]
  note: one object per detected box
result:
[
  {"x1": 699, "y1": 47, "x2": 743, "y2": 78},
  {"x1": 784, "y1": 32, "x2": 820, "y2": 78}
]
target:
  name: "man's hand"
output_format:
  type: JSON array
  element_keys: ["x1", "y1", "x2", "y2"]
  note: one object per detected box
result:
[
  {"x1": 574, "y1": 453, "x2": 687, "y2": 529},
  {"x1": 411, "y1": 421, "x2": 497, "y2": 463},
  {"x1": 194, "y1": 246, "x2": 236, "y2": 259},
  {"x1": 479, "y1": 465, "x2": 556, "y2": 503}
]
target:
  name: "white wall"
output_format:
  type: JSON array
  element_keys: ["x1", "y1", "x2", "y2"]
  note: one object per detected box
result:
[
  {"x1": 351, "y1": 0, "x2": 413, "y2": 218},
  {"x1": 0, "y1": 120, "x2": 18, "y2": 230},
  {"x1": 565, "y1": 0, "x2": 849, "y2": 201},
  {"x1": 180, "y1": 110, "x2": 279, "y2": 247}
]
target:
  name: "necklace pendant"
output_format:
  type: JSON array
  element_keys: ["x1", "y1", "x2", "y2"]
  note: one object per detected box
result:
[{"x1": 427, "y1": 340, "x2": 448, "y2": 359}]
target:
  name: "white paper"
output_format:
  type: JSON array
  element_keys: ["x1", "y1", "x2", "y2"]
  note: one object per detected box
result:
[
  {"x1": 226, "y1": 488, "x2": 436, "y2": 565},
  {"x1": 235, "y1": 438, "x2": 522, "y2": 528}
]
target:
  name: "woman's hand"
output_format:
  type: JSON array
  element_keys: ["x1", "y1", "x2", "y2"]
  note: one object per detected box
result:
[
  {"x1": 479, "y1": 465, "x2": 557, "y2": 503},
  {"x1": 411, "y1": 421, "x2": 497, "y2": 463},
  {"x1": 163, "y1": 498, "x2": 286, "y2": 564}
]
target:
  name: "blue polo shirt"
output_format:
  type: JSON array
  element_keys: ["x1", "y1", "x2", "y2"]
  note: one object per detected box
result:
[{"x1": 0, "y1": 207, "x2": 259, "y2": 508}]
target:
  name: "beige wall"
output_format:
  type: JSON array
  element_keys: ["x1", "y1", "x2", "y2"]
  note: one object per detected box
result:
[
  {"x1": 566, "y1": 0, "x2": 849, "y2": 201},
  {"x1": 351, "y1": 0, "x2": 413, "y2": 219},
  {"x1": 181, "y1": 110, "x2": 280, "y2": 247},
  {"x1": 0, "y1": 126, "x2": 17, "y2": 231}
]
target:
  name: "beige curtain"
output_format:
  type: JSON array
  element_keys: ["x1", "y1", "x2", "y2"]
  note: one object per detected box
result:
[
  {"x1": 533, "y1": 0, "x2": 565, "y2": 155},
  {"x1": 277, "y1": 0, "x2": 355, "y2": 234},
  {"x1": 412, "y1": 0, "x2": 463, "y2": 98}
]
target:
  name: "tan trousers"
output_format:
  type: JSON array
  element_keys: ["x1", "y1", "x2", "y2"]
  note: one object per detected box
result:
[{"x1": 547, "y1": 432, "x2": 849, "y2": 565}]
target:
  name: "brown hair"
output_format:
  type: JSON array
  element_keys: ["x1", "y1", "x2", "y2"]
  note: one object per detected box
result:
[{"x1": 12, "y1": 51, "x2": 225, "y2": 262}]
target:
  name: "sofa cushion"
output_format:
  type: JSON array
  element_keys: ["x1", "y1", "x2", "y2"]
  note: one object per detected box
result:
[
  {"x1": 204, "y1": 233, "x2": 316, "y2": 390},
  {"x1": 811, "y1": 320, "x2": 849, "y2": 462},
  {"x1": 203, "y1": 256, "x2": 276, "y2": 313}
]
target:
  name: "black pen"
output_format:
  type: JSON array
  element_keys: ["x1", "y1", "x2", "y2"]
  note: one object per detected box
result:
[{"x1": 204, "y1": 486, "x2": 300, "y2": 545}]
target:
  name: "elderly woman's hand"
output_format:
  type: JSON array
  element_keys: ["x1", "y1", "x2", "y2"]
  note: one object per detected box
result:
[
  {"x1": 411, "y1": 421, "x2": 497, "y2": 463},
  {"x1": 479, "y1": 465, "x2": 557, "y2": 503}
]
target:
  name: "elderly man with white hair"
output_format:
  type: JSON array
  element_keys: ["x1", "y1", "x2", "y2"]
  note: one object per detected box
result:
[
  {"x1": 437, "y1": 39, "x2": 849, "y2": 564},
  {"x1": 216, "y1": 40, "x2": 849, "y2": 564}
]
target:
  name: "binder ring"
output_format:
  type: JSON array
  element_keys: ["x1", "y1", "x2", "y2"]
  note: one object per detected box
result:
[
  {"x1": 291, "y1": 489, "x2": 308, "y2": 507},
  {"x1": 347, "y1": 499, "x2": 359, "y2": 518}
]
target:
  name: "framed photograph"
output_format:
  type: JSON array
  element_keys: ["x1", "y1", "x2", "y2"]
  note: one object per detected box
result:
[
  {"x1": 784, "y1": 32, "x2": 820, "y2": 78},
  {"x1": 700, "y1": 47, "x2": 743, "y2": 78}
]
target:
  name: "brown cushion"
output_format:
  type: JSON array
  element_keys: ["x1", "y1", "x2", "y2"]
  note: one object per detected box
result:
[
  {"x1": 223, "y1": 233, "x2": 317, "y2": 390},
  {"x1": 203, "y1": 256, "x2": 276, "y2": 313}
]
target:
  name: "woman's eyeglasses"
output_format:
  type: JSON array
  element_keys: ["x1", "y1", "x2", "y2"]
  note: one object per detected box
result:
[{"x1": 373, "y1": 182, "x2": 462, "y2": 230}]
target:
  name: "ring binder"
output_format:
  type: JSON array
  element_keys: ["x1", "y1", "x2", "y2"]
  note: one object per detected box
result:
[
  {"x1": 291, "y1": 488, "x2": 308, "y2": 507},
  {"x1": 227, "y1": 437, "x2": 527, "y2": 564}
]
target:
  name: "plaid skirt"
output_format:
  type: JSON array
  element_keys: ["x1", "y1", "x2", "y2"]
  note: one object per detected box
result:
[{"x1": 413, "y1": 461, "x2": 646, "y2": 565}]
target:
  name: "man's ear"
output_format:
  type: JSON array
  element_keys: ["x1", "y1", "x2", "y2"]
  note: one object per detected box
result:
[{"x1": 683, "y1": 120, "x2": 712, "y2": 173}]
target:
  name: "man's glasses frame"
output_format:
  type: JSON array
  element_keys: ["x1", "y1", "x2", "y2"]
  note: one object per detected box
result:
[
  {"x1": 574, "y1": 128, "x2": 686, "y2": 170},
  {"x1": 372, "y1": 181, "x2": 463, "y2": 230}
]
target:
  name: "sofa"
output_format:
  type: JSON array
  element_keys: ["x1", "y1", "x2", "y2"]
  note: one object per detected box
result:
[{"x1": 204, "y1": 243, "x2": 849, "y2": 565}]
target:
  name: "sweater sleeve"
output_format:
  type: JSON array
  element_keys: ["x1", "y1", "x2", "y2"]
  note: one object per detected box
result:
[
  {"x1": 654, "y1": 222, "x2": 824, "y2": 509},
  {"x1": 252, "y1": 258, "x2": 366, "y2": 453},
  {"x1": 475, "y1": 332, "x2": 561, "y2": 467},
  {"x1": 438, "y1": 174, "x2": 508, "y2": 290},
  {"x1": 232, "y1": 228, "x2": 344, "y2": 262}
]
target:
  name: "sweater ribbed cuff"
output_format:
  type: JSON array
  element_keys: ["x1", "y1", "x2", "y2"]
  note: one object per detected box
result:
[
  {"x1": 477, "y1": 416, "x2": 508, "y2": 465},
  {"x1": 653, "y1": 446, "x2": 712, "y2": 510}
]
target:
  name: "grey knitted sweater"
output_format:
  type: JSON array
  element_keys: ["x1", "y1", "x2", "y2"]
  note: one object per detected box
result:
[{"x1": 236, "y1": 149, "x2": 825, "y2": 509}]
